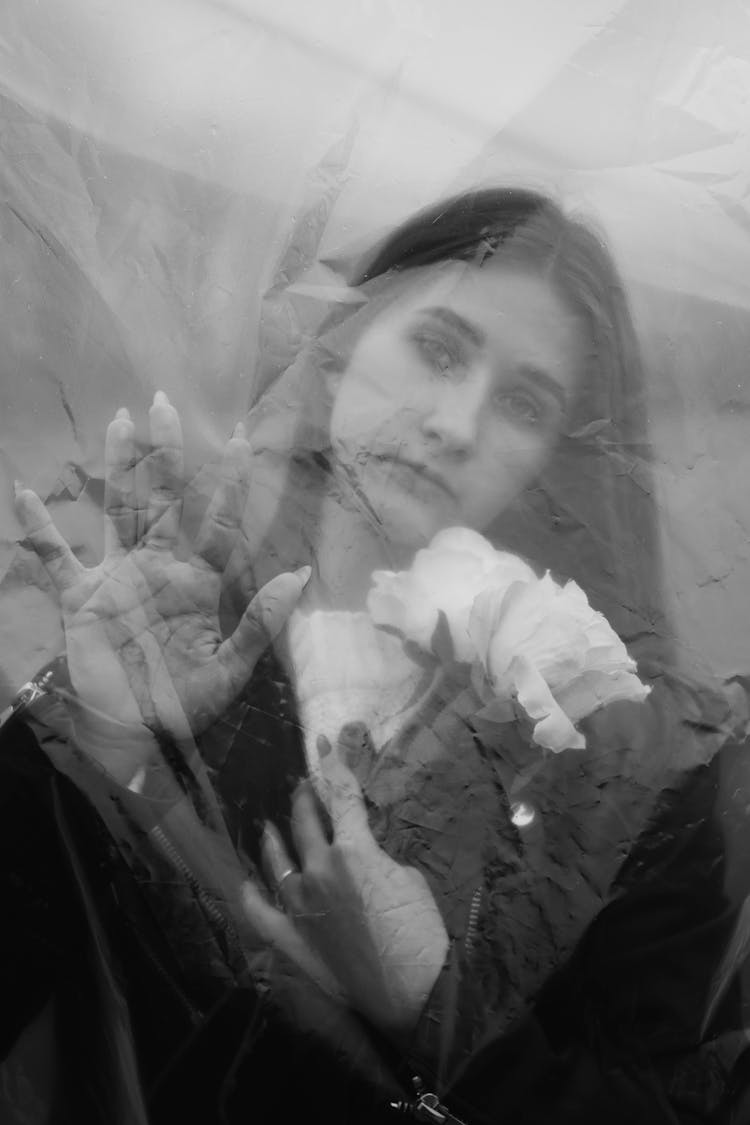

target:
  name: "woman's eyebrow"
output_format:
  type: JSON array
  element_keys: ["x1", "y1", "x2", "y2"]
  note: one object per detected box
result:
[{"x1": 421, "y1": 306, "x2": 485, "y2": 348}]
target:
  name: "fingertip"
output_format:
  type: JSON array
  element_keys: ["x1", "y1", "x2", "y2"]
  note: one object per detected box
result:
[
  {"x1": 13, "y1": 488, "x2": 28, "y2": 522},
  {"x1": 294, "y1": 564, "x2": 312, "y2": 588},
  {"x1": 107, "y1": 410, "x2": 134, "y2": 439},
  {"x1": 261, "y1": 820, "x2": 280, "y2": 848},
  {"x1": 226, "y1": 423, "x2": 252, "y2": 466},
  {"x1": 153, "y1": 390, "x2": 170, "y2": 408},
  {"x1": 260, "y1": 820, "x2": 290, "y2": 880},
  {"x1": 249, "y1": 570, "x2": 311, "y2": 640},
  {"x1": 338, "y1": 721, "x2": 370, "y2": 747},
  {"x1": 336, "y1": 722, "x2": 376, "y2": 775},
  {"x1": 13, "y1": 481, "x2": 40, "y2": 517},
  {"x1": 293, "y1": 776, "x2": 315, "y2": 798},
  {"x1": 14, "y1": 483, "x2": 56, "y2": 535}
]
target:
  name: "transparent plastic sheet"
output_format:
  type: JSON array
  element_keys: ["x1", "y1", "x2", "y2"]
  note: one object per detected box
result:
[{"x1": 1, "y1": 3, "x2": 750, "y2": 1123}]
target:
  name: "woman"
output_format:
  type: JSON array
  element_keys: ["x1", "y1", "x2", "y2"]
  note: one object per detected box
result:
[{"x1": 1, "y1": 188, "x2": 744, "y2": 1123}]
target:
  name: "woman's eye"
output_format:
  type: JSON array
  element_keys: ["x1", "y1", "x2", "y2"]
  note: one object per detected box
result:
[
  {"x1": 495, "y1": 390, "x2": 544, "y2": 426},
  {"x1": 412, "y1": 332, "x2": 462, "y2": 375}
]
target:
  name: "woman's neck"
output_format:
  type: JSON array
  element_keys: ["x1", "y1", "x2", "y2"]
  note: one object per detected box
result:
[{"x1": 304, "y1": 486, "x2": 413, "y2": 611}]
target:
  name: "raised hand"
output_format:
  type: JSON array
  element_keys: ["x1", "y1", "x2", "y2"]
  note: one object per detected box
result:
[
  {"x1": 15, "y1": 393, "x2": 310, "y2": 784},
  {"x1": 262, "y1": 728, "x2": 449, "y2": 1033}
]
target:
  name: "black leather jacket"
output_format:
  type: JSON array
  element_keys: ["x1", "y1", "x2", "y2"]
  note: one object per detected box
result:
[{"x1": 0, "y1": 671, "x2": 747, "y2": 1124}]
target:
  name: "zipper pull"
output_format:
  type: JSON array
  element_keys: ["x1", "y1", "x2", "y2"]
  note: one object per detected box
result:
[
  {"x1": 0, "y1": 679, "x2": 48, "y2": 727},
  {"x1": 0, "y1": 656, "x2": 69, "y2": 729},
  {"x1": 389, "y1": 1076, "x2": 469, "y2": 1124}
]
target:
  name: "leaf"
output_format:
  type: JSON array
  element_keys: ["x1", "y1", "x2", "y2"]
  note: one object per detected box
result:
[
  {"x1": 401, "y1": 636, "x2": 439, "y2": 670},
  {"x1": 430, "y1": 610, "x2": 456, "y2": 665}
]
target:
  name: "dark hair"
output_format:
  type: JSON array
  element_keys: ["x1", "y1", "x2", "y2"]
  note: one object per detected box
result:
[
  {"x1": 352, "y1": 188, "x2": 670, "y2": 666},
  {"x1": 353, "y1": 187, "x2": 548, "y2": 284}
]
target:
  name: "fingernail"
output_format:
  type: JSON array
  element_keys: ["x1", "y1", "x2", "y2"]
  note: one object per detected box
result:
[
  {"x1": 153, "y1": 390, "x2": 169, "y2": 407},
  {"x1": 115, "y1": 407, "x2": 131, "y2": 422},
  {"x1": 261, "y1": 821, "x2": 284, "y2": 863},
  {"x1": 339, "y1": 721, "x2": 369, "y2": 747},
  {"x1": 232, "y1": 421, "x2": 246, "y2": 440},
  {"x1": 295, "y1": 565, "x2": 312, "y2": 587},
  {"x1": 292, "y1": 777, "x2": 315, "y2": 800},
  {"x1": 338, "y1": 722, "x2": 372, "y2": 770},
  {"x1": 317, "y1": 734, "x2": 332, "y2": 758},
  {"x1": 13, "y1": 479, "x2": 24, "y2": 498}
]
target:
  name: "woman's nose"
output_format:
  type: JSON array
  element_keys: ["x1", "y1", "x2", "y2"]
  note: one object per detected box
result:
[{"x1": 421, "y1": 369, "x2": 489, "y2": 453}]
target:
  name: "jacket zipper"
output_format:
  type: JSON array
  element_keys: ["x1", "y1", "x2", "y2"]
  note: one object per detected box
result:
[
  {"x1": 150, "y1": 823, "x2": 236, "y2": 939},
  {"x1": 464, "y1": 885, "x2": 483, "y2": 960}
]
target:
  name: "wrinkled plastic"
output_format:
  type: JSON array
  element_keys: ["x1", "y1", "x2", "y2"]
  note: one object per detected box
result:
[{"x1": 1, "y1": 3, "x2": 750, "y2": 1123}]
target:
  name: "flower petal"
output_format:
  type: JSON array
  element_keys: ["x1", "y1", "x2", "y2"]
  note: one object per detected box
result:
[
  {"x1": 555, "y1": 668, "x2": 651, "y2": 722},
  {"x1": 428, "y1": 527, "x2": 506, "y2": 567},
  {"x1": 368, "y1": 529, "x2": 532, "y2": 663},
  {"x1": 509, "y1": 653, "x2": 586, "y2": 752}
]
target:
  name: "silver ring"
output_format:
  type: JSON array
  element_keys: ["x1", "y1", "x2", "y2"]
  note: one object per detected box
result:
[{"x1": 274, "y1": 867, "x2": 298, "y2": 896}]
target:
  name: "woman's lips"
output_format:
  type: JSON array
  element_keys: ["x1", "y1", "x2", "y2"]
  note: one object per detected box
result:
[{"x1": 375, "y1": 455, "x2": 455, "y2": 499}]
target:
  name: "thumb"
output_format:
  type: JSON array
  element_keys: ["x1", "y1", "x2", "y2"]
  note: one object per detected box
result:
[
  {"x1": 217, "y1": 565, "x2": 311, "y2": 686},
  {"x1": 317, "y1": 733, "x2": 373, "y2": 848}
]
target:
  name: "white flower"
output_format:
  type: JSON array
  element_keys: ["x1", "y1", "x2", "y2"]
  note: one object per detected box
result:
[
  {"x1": 469, "y1": 573, "x2": 650, "y2": 751},
  {"x1": 367, "y1": 527, "x2": 535, "y2": 662},
  {"x1": 367, "y1": 527, "x2": 650, "y2": 753}
]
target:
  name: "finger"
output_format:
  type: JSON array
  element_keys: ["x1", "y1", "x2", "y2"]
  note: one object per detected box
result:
[
  {"x1": 291, "y1": 781, "x2": 329, "y2": 867},
  {"x1": 336, "y1": 722, "x2": 377, "y2": 790},
  {"x1": 261, "y1": 822, "x2": 302, "y2": 907},
  {"x1": 191, "y1": 424, "x2": 251, "y2": 573},
  {"x1": 237, "y1": 880, "x2": 343, "y2": 999},
  {"x1": 216, "y1": 566, "x2": 311, "y2": 690},
  {"x1": 238, "y1": 877, "x2": 296, "y2": 943},
  {"x1": 317, "y1": 735, "x2": 371, "y2": 846},
  {"x1": 145, "y1": 391, "x2": 184, "y2": 549},
  {"x1": 15, "y1": 485, "x2": 85, "y2": 593},
  {"x1": 104, "y1": 408, "x2": 138, "y2": 553}
]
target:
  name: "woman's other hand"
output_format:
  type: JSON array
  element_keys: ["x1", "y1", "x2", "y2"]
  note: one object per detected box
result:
[
  {"x1": 262, "y1": 730, "x2": 449, "y2": 1034},
  {"x1": 14, "y1": 393, "x2": 310, "y2": 785}
]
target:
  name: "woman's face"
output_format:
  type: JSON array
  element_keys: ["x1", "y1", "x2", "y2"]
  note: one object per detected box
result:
[{"x1": 329, "y1": 260, "x2": 587, "y2": 548}]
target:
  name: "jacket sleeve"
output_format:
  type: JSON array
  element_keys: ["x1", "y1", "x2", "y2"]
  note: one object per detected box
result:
[
  {"x1": 413, "y1": 745, "x2": 745, "y2": 1125},
  {"x1": 0, "y1": 718, "x2": 91, "y2": 1059}
]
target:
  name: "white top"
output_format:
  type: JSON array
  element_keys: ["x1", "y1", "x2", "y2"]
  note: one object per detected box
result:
[{"x1": 284, "y1": 607, "x2": 437, "y2": 787}]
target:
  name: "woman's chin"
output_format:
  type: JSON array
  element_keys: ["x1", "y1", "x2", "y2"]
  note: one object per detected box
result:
[
  {"x1": 340, "y1": 458, "x2": 464, "y2": 551},
  {"x1": 366, "y1": 491, "x2": 452, "y2": 552}
]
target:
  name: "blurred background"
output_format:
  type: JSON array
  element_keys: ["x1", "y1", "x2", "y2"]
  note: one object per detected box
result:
[{"x1": 0, "y1": 0, "x2": 749, "y2": 699}]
